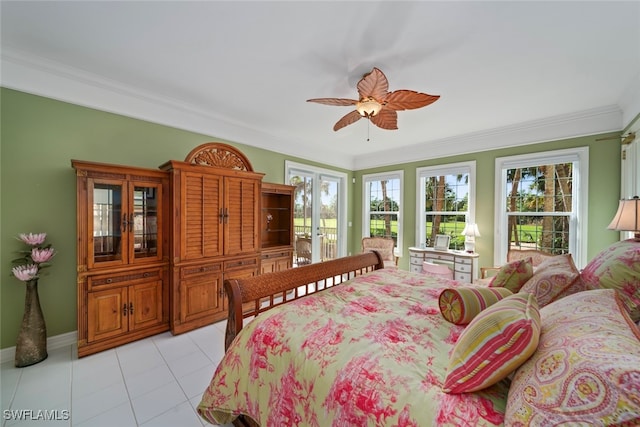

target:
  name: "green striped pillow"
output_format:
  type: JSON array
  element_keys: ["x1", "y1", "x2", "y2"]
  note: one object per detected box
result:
[
  {"x1": 443, "y1": 292, "x2": 540, "y2": 393},
  {"x1": 439, "y1": 286, "x2": 513, "y2": 325}
]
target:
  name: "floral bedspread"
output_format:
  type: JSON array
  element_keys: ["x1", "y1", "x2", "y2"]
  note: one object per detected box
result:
[{"x1": 198, "y1": 269, "x2": 509, "y2": 426}]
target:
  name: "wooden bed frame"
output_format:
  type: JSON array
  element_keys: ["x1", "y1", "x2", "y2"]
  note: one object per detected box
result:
[{"x1": 223, "y1": 251, "x2": 384, "y2": 351}]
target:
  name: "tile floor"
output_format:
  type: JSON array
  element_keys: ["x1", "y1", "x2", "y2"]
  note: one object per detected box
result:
[{"x1": 1, "y1": 321, "x2": 233, "y2": 427}]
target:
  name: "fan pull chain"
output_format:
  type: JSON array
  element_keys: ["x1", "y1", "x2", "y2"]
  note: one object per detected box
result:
[{"x1": 367, "y1": 118, "x2": 371, "y2": 142}]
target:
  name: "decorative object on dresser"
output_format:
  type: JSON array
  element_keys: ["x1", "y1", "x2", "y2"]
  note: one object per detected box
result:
[
  {"x1": 461, "y1": 222, "x2": 481, "y2": 253},
  {"x1": 260, "y1": 183, "x2": 295, "y2": 274},
  {"x1": 160, "y1": 143, "x2": 264, "y2": 335},
  {"x1": 409, "y1": 246, "x2": 478, "y2": 283},
  {"x1": 72, "y1": 160, "x2": 170, "y2": 357}
]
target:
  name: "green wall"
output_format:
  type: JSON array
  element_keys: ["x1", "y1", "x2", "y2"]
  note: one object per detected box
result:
[
  {"x1": 0, "y1": 88, "x2": 350, "y2": 349},
  {"x1": 353, "y1": 135, "x2": 622, "y2": 271},
  {"x1": 1, "y1": 87, "x2": 622, "y2": 350}
]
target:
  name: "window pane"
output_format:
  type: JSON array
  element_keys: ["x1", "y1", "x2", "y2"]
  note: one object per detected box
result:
[
  {"x1": 423, "y1": 172, "x2": 469, "y2": 250},
  {"x1": 367, "y1": 178, "x2": 400, "y2": 243},
  {"x1": 505, "y1": 163, "x2": 573, "y2": 254}
]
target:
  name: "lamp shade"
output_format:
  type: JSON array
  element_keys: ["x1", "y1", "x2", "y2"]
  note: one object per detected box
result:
[
  {"x1": 356, "y1": 99, "x2": 382, "y2": 117},
  {"x1": 461, "y1": 223, "x2": 481, "y2": 237},
  {"x1": 607, "y1": 196, "x2": 640, "y2": 240}
]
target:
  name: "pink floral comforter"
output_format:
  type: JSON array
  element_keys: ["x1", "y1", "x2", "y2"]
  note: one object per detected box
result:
[{"x1": 198, "y1": 269, "x2": 509, "y2": 426}]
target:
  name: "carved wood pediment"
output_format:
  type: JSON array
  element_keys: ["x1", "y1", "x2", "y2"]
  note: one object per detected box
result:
[{"x1": 184, "y1": 142, "x2": 254, "y2": 172}]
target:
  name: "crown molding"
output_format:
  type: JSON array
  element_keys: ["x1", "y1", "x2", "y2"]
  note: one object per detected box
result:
[
  {"x1": 0, "y1": 48, "x2": 355, "y2": 169},
  {"x1": 1, "y1": 48, "x2": 628, "y2": 171},
  {"x1": 353, "y1": 105, "x2": 623, "y2": 170}
]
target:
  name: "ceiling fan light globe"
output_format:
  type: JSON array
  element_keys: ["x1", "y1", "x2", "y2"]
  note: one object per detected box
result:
[{"x1": 356, "y1": 99, "x2": 382, "y2": 117}]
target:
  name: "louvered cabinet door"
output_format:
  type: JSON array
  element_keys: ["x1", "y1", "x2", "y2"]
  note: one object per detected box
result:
[
  {"x1": 224, "y1": 177, "x2": 260, "y2": 256},
  {"x1": 182, "y1": 172, "x2": 224, "y2": 260}
]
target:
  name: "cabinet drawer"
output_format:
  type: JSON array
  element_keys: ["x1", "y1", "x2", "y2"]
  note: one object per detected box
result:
[
  {"x1": 409, "y1": 252, "x2": 425, "y2": 261},
  {"x1": 262, "y1": 250, "x2": 291, "y2": 260},
  {"x1": 425, "y1": 254, "x2": 455, "y2": 262},
  {"x1": 224, "y1": 256, "x2": 259, "y2": 271},
  {"x1": 410, "y1": 257, "x2": 425, "y2": 267},
  {"x1": 455, "y1": 257, "x2": 473, "y2": 265},
  {"x1": 88, "y1": 268, "x2": 162, "y2": 291},
  {"x1": 410, "y1": 264, "x2": 423, "y2": 273},
  {"x1": 454, "y1": 272, "x2": 471, "y2": 283},
  {"x1": 180, "y1": 263, "x2": 222, "y2": 279},
  {"x1": 455, "y1": 263, "x2": 472, "y2": 273}
]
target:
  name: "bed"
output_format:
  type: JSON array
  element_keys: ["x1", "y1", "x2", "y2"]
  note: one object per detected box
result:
[{"x1": 198, "y1": 241, "x2": 640, "y2": 426}]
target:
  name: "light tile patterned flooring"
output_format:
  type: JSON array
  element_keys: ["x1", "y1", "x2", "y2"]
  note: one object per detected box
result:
[{"x1": 1, "y1": 321, "x2": 233, "y2": 427}]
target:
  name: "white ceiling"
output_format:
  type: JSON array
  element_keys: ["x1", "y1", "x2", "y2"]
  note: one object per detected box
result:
[{"x1": 2, "y1": 1, "x2": 640, "y2": 170}]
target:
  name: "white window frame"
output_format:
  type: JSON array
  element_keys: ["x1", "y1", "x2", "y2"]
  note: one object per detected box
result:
[
  {"x1": 362, "y1": 171, "x2": 403, "y2": 257},
  {"x1": 494, "y1": 147, "x2": 589, "y2": 268},
  {"x1": 416, "y1": 161, "x2": 476, "y2": 249}
]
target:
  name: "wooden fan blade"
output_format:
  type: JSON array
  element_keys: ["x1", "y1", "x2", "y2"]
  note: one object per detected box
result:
[
  {"x1": 357, "y1": 67, "x2": 389, "y2": 101},
  {"x1": 307, "y1": 98, "x2": 358, "y2": 107},
  {"x1": 333, "y1": 110, "x2": 362, "y2": 131},
  {"x1": 370, "y1": 108, "x2": 398, "y2": 130},
  {"x1": 383, "y1": 90, "x2": 440, "y2": 111}
]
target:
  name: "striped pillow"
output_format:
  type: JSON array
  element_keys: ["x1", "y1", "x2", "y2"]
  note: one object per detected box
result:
[
  {"x1": 439, "y1": 286, "x2": 513, "y2": 325},
  {"x1": 443, "y1": 292, "x2": 540, "y2": 393}
]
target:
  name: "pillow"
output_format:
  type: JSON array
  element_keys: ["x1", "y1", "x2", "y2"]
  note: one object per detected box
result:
[
  {"x1": 488, "y1": 257, "x2": 534, "y2": 292},
  {"x1": 519, "y1": 254, "x2": 581, "y2": 307},
  {"x1": 580, "y1": 239, "x2": 640, "y2": 322},
  {"x1": 505, "y1": 289, "x2": 640, "y2": 426},
  {"x1": 442, "y1": 292, "x2": 540, "y2": 393},
  {"x1": 438, "y1": 286, "x2": 513, "y2": 325}
]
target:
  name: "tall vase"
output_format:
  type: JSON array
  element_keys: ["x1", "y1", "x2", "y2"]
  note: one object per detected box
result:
[{"x1": 15, "y1": 279, "x2": 48, "y2": 367}]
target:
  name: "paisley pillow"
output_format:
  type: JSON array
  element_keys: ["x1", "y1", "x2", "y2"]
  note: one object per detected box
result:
[
  {"x1": 505, "y1": 289, "x2": 640, "y2": 426},
  {"x1": 439, "y1": 286, "x2": 513, "y2": 325},
  {"x1": 580, "y1": 239, "x2": 640, "y2": 322},
  {"x1": 519, "y1": 254, "x2": 581, "y2": 307},
  {"x1": 488, "y1": 257, "x2": 533, "y2": 292}
]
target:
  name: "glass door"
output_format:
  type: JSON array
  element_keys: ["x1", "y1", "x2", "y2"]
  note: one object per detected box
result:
[
  {"x1": 90, "y1": 179, "x2": 127, "y2": 268},
  {"x1": 286, "y1": 161, "x2": 347, "y2": 264},
  {"x1": 131, "y1": 183, "x2": 162, "y2": 261}
]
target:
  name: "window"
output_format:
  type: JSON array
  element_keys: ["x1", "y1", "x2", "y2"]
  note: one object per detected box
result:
[
  {"x1": 416, "y1": 162, "x2": 476, "y2": 250},
  {"x1": 494, "y1": 147, "x2": 588, "y2": 267},
  {"x1": 363, "y1": 172, "x2": 403, "y2": 256}
]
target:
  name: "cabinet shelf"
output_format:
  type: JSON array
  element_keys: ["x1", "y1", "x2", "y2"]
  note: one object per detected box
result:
[{"x1": 261, "y1": 183, "x2": 295, "y2": 274}]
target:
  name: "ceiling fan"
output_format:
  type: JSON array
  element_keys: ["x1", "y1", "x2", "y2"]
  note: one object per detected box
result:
[{"x1": 307, "y1": 67, "x2": 440, "y2": 132}]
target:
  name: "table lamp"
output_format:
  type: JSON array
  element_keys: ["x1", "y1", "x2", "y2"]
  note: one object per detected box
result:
[
  {"x1": 607, "y1": 196, "x2": 640, "y2": 241},
  {"x1": 461, "y1": 223, "x2": 481, "y2": 253}
]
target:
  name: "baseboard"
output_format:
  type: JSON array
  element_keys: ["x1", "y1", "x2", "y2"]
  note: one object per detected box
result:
[{"x1": 0, "y1": 331, "x2": 77, "y2": 365}]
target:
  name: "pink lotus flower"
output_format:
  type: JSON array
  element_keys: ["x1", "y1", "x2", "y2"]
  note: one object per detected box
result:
[
  {"x1": 12, "y1": 264, "x2": 39, "y2": 282},
  {"x1": 18, "y1": 233, "x2": 47, "y2": 246},
  {"x1": 31, "y1": 247, "x2": 55, "y2": 263},
  {"x1": 11, "y1": 233, "x2": 55, "y2": 283}
]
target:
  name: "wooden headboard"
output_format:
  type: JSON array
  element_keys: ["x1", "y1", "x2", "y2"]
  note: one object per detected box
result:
[{"x1": 223, "y1": 251, "x2": 384, "y2": 350}]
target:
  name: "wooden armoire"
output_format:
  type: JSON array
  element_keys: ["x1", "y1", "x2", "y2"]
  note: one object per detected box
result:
[
  {"x1": 74, "y1": 143, "x2": 295, "y2": 355},
  {"x1": 160, "y1": 143, "x2": 265, "y2": 334},
  {"x1": 72, "y1": 160, "x2": 171, "y2": 357}
]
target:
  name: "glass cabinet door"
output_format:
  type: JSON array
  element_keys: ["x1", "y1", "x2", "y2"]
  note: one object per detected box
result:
[
  {"x1": 91, "y1": 180, "x2": 127, "y2": 267},
  {"x1": 131, "y1": 184, "x2": 162, "y2": 261}
]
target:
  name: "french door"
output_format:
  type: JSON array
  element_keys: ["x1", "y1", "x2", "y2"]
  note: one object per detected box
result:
[{"x1": 286, "y1": 161, "x2": 347, "y2": 264}]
